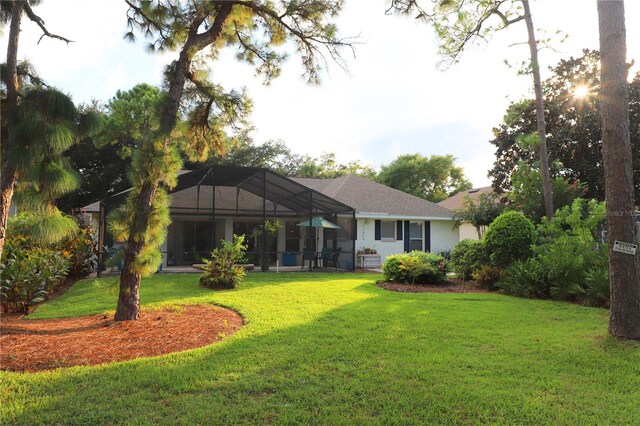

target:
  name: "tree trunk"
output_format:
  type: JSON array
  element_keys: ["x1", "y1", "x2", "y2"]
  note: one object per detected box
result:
[
  {"x1": 0, "y1": 0, "x2": 25, "y2": 261},
  {"x1": 114, "y1": 3, "x2": 233, "y2": 321},
  {"x1": 114, "y1": 180, "x2": 158, "y2": 320},
  {"x1": 597, "y1": 0, "x2": 640, "y2": 340},
  {"x1": 522, "y1": 0, "x2": 554, "y2": 220}
]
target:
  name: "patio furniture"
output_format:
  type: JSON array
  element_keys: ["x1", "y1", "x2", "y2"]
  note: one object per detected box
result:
[
  {"x1": 302, "y1": 248, "x2": 315, "y2": 270},
  {"x1": 327, "y1": 247, "x2": 342, "y2": 269},
  {"x1": 320, "y1": 246, "x2": 333, "y2": 267}
]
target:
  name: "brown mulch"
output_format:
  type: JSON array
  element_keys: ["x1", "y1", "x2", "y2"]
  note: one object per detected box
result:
[
  {"x1": 0, "y1": 304, "x2": 243, "y2": 373},
  {"x1": 377, "y1": 279, "x2": 488, "y2": 293}
]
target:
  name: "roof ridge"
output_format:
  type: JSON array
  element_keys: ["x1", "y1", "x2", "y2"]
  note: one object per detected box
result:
[{"x1": 322, "y1": 175, "x2": 351, "y2": 198}]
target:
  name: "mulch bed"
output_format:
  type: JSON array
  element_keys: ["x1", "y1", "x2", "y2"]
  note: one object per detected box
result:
[
  {"x1": 0, "y1": 305, "x2": 243, "y2": 373},
  {"x1": 377, "y1": 279, "x2": 487, "y2": 293}
]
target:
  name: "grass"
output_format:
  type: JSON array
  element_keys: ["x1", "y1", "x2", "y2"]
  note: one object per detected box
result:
[{"x1": 2, "y1": 272, "x2": 639, "y2": 425}]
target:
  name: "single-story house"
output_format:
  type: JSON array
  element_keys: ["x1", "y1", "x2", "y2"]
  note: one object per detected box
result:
[
  {"x1": 437, "y1": 186, "x2": 495, "y2": 240},
  {"x1": 84, "y1": 166, "x2": 458, "y2": 271}
]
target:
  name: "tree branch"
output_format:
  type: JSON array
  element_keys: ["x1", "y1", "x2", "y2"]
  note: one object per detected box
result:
[{"x1": 23, "y1": 3, "x2": 73, "y2": 44}]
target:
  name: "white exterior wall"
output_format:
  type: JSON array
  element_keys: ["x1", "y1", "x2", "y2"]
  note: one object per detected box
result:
[
  {"x1": 429, "y1": 220, "x2": 459, "y2": 254},
  {"x1": 356, "y1": 217, "x2": 460, "y2": 263},
  {"x1": 458, "y1": 223, "x2": 480, "y2": 241},
  {"x1": 356, "y1": 218, "x2": 405, "y2": 262}
]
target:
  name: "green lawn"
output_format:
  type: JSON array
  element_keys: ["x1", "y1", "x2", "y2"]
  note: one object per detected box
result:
[{"x1": 2, "y1": 272, "x2": 639, "y2": 425}]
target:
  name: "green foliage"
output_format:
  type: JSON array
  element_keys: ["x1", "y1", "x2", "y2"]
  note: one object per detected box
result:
[
  {"x1": 1, "y1": 211, "x2": 98, "y2": 313},
  {"x1": 6, "y1": 211, "x2": 77, "y2": 246},
  {"x1": 507, "y1": 161, "x2": 586, "y2": 223},
  {"x1": 377, "y1": 153, "x2": 472, "y2": 202},
  {"x1": 490, "y1": 50, "x2": 640, "y2": 202},
  {"x1": 295, "y1": 152, "x2": 377, "y2": 179},
  {"x1": 537, "y1": 198, "x2": 606, "y2": 245},
  {"x1": 8, "y1": 87, "x2": 102, "y2": 213},
  {"x1": 382, "y1": 251, "x2": 447, "y2": 284},
  {"x1": 104, "y1": 86, "x2": 180, "y2": 278},
  {"x1": 108, "y1": 187, "x2": 173, "y2": 277},
  {"x1": 473, "y1": 265, "x2": 505, "y2": 291},
  {"x1": 453, "y1": 192, "x2": 504, "y2": 238},
  {"x1": 496, "y1": 258, "x2": 549, "y2": 298},
  {"x1": 1, "y1": 244, "x2": 70, "y2": 314},
  {"x1": 497, "y1": 201, "x2": 610, "y2": 307},
  {"x1": 125, "y1": 1, "x2": 350, "y2": 85},
  {"x1": 498, "y1": 241, "x2": 609, "y2": 307},
  {"x1": 449, "y1": 239, "x2": 486, "y2": 280},
  {"x1": 249, "y1": 219, "x2": 282, "y2": 263},
  {"x1": 484, "y1": 211, "x2": 536, "y2": 267},
  {"x1": 199, "y1": 235, "x2": 248, "y2": 289},
  {"x1": 5, "y1": 212, "x2": 97, "y2": 277}
]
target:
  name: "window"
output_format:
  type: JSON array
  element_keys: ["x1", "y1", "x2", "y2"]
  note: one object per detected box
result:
[
  {"x1": 380, "y1": 220, "x2": 395, "y2": 240},
  {"x1": 409, "y1": 221, "x2": 423, "y2": 251}
]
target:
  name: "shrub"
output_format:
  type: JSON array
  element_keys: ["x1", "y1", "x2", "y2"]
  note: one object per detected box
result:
[
  {"x1": 497, "y1": 258, "x2": 549, "y2": 298},
  {"x1": 577, "y1": 267, "x2": 610, "y2": 308},
  {"x1": 537, "y1": 198, "x2": 606, "y2": 246},
  {"x1": 1, "y1": 246, "x2": 70, "y2": 313},
  {"x1": 473, "y1": 265, "x2": 504, "y2": 290},
  {"x1": 382, "y1": 251, "x2": 447, "y2": 284},
  {"x1": 497, "y1": 233, "x2": 610, "y2": 306},
  {"x1": 199, "y1": 235, "x2": 248, "y2": 290},
  {"x1": 449, "y1": 239, "x2": 486, "y2": 280},
  {"x1": 484, "y1": 211, "x2": 536, "y2": 267},
  {"x1": 544, "y1": 240, "x2": 609, "y2": 305}
]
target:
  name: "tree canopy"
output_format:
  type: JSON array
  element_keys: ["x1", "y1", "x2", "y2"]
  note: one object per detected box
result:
[
  {"x1": 489, "y1": 49, "x2": 640, "y2": 201},
  {"x1": 377, "y1": 154, "x2": 471, "y2": 203}
]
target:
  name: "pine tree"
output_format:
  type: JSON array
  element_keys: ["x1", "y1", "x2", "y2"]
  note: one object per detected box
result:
[
  {"x1": 597, "y1": 0, "x2": 640, "y2": 340},
  {"x1": 113, "y1": 0, "x2": 355, "y2": 320},
  {"x1": 0, "y1": 0, "x2": 72, "y2": 259},
  {"x1": 388, "y1": 0, "x2": 555, "y2": 218}
]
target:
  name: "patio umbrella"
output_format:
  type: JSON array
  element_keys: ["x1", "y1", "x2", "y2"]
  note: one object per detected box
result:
[
  {"x1": 296, "y1": 217, "x2": 341, "y2": 229},
  {"x1": 296, "y1": 217, "x2": 341, "y2": 256}
]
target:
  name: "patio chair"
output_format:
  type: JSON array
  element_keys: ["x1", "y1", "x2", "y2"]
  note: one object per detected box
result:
[
  {"x1": 329, "y1": 247, "x2": 342, "y2": 269},
  {"x1": 320, "y1": 246, "x2": 332, "y2": 268},
  {"x1": 301, "y1": 248, "x2": 315, "y2": 270}
]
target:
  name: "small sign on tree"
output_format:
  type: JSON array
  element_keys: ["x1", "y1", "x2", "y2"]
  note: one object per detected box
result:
[{"x1": 613, "y1": 241, "x2": 638, "y2": 256}]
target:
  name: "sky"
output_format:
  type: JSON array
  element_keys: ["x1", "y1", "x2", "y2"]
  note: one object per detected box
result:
[{"x1": 3, "y1": 0, "x2": 639, "y2": 187}]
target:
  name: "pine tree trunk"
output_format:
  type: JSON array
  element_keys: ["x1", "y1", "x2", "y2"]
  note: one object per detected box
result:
[
  {"x1": 522, "y1": 0, "x2": 554, "y2": 220},
  {"x1": 114, "y1": 180, "x2": 158, "y2": 321},
  {"x1": 597, "y1": 0, "x2": 640, "y2": 340},
  {"x1": 0, "y1": 0, "x2": 25, "y2": 261}
]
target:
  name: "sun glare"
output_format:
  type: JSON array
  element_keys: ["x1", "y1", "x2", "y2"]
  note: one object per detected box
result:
[{"x1": 573, "y1": 86, "x2": 591, "y2": 99}]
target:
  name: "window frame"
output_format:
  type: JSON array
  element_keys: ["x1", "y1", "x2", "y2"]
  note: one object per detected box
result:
[{"x1": 380, "y1": 220, "x2": 396, "y2": 241}]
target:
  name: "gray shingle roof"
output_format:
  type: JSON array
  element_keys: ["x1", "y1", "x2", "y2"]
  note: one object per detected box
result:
[
  {"x1": 437, "y1": 186, "x2": 495, "y2": 211},
  {"x1": 292, "y1": 175, "x2": 454, "y2": 218}
]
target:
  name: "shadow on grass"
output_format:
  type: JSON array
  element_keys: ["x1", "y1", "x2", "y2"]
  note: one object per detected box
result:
[
  {"x1": 30, "y1": 272, "x2": 381, "y2": 320},
  {"x1": 4, "y1": 282, "x2": 638, "y2": 425}
]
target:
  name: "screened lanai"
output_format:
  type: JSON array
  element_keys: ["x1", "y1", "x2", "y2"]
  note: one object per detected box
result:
[{"x1": 98, "y1": 166, "x2": 356, "y2": 272}]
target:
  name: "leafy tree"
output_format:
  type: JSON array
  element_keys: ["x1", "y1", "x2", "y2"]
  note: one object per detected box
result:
[
  {"x1": 0, "y1": 0, "x2": 72, "y2": 260},
  {"x1": 296, "y1": 152, "x2": 377, "y2": 179},
  {"x1": 377, "y1": 154, "x2": 471, "y2": 202},
  {"x1": 597, "y1": 0, "x2": 640, "y2": 340},
  {"x1": 56, "y1": 134, "x2": 131, "y2": 214},
  {"x1": 507, "y1": 161, "x2": 585, "y2": 224},
  {"x1": 388, "y1": 0, "x2": 555, "y2": 218},
  {"x1": 454, "y1": 192, "x2": 504, "y2": 239},
  {"x1": 489, "y1": 50, "x2": 640, "y2": 201},
  {"x1": 208, "y1": 137, "x2": 306, "y2": 176},
  {"x1": 113, "y1": 0, "x2": 355, "y2": 320}
]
